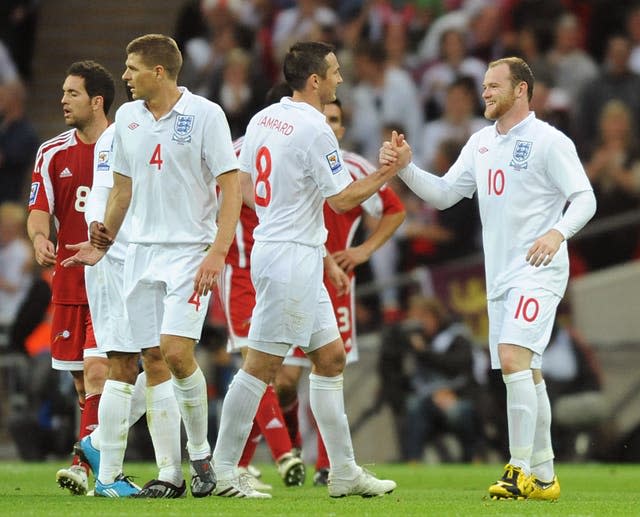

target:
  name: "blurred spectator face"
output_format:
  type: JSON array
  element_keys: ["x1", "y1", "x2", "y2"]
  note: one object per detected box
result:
[
  {"x1": 605, "y1": 36, "x2": 632, "y2": 74},
  {"x1": 469, "y1": 4, "x2": 501, "y2": 47},
  {"x1": 599, "y1": 100, "x2": 632, "y2": 142},
  {"x1": 554, "y1": 14, "x2": 582, "y2": 53},
  {"x1": 0, "y1": 202, "x2": 25, "y2": 244},
  {"x1": 626, "y1": 6, "x2": 640, "y2": 43},
  {"x1": 385, "y1": 20, "x2": 408, "y2": 63},
  {"x1": 445, "y1": 83, "x2": 475, "y2": 122},
  {"x1": 440, "y1": 29, "x2": 467, "y2": 62},
  {"x1": 223, "y1": 48, "x2": 250, "y2": 87}
]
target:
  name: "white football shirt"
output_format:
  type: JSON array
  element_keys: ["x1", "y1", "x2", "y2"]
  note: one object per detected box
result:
[
  {"x1": 440, "y1": 113, "x2": 592, "y2": 299},
  {"x1": 112, "y1": 87, "x2": 238, "y2": 244},
  {"x1": 85, "y1": 124, "x2": 130, "y2": 262},
  {"x1": 239, "y1": 97, "x2": 353, "y2": 247}
]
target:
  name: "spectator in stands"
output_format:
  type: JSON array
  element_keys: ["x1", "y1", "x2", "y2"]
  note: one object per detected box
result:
[
  {"x1": 546, "y1": 12, "x2": 598, "y2": 118},
  {"x1": 0, "y1": 39, "x2": 18, "y2": 85},
  {"x1": 207, "y1": 47, "x2": 267, "y2": 139},
  {"x1": 419, "y1": 28, "x2": 486, "y2": 121},
  {"x1": 626, "y1": 2, "x2": 640, "y2": 75},
  {"x1": 0, "y1": 201, "x2": 33, "y2": 350},
  {"x1": 271, "y1": 0, "x2": 338, "y2": 64},
  {"x1": 0, "y1": 0, "x2": 39, "y2": 80},
  {"x1": 398, "y1": 295, "x2": 484, "y2": 463},
  {"x1": 419, "y1": 76, "x2": 488, "y2": 170},
  {"x1": 579, "y1": 99, "x2": 640, "y2": 270},
  {"x1": 0, "y1": 79, "x2": 39, "y2": 204},
  {"x1": 574, "y1": 34, "x2": 640, "y2": 153},
  {"x1": 351, "y1": 41, "x2": 422, "y2": 164}
]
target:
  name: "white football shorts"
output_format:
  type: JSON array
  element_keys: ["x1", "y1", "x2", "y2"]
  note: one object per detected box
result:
[
  {"x1": 84, "y1": 254, "x2": 137, "y2": 353},
  {"x1": 124, "y1": 243, "x2": 211, "y2": 348},
  {"x1": 248, "y1": 241, "x2": 339, "y2": 357},
  {"x1": 487, "y1": 287, "x2": 561, "y2": 370}
]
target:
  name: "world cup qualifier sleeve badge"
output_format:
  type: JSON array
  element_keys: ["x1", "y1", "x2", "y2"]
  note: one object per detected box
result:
[
  {"x1": 172, "y1": 114, "x2": 195, "y2": 143},
  {"x1": 509, "y1": 140, "x2": 532, "y2": 171}
]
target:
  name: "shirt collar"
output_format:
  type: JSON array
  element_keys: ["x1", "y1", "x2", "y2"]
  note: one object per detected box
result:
[{"x1": 493, "y1": 111, "x2": 536, "y2": 138}]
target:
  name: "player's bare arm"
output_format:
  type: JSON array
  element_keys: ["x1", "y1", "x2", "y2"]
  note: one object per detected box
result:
[
  {"x1": 93, "y1": 171, "x2": 131, "y2": 249},
  {"x1": 193, "y1": 169, "x2": 241, "y2": 296},
  {"x1": 526, "y1": 229, "x2": 565, "y2": 267},
  {"x1": 324, "y1": 251, "x2": 350, "y2": 296},
  {"x1": 27, "y1": 209, "x2": 56, "y2": 267},
  {"x1": 333, "y1": 210, "x2": 405, "y2": 273},
  {"x1": 239, "y1": 171, "x2": 255, "y2": 209}
]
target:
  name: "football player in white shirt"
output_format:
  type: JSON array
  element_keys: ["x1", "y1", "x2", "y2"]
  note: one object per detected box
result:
[
  {"x1": 66, "y1": 123, "x2": 185, "y2": 498},
  {"x1": 211, "y1": 41, "x2": 410, "y2": 499},
  {"x1": 64, "y1": 34, "x2": 242, "y2": 498},
  {"x1": 381, "y1": 57, "x2": 596, "y2": 501}
]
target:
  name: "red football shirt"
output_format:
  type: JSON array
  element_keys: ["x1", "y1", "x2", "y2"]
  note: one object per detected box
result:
[{"x1": 28, "y1": 129, "x2": 94, "y2": 304}]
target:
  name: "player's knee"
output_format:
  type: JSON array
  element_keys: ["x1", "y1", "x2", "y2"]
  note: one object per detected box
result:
[{"x1": 84, "y1": 358, "x2": 109, "y2": 391}]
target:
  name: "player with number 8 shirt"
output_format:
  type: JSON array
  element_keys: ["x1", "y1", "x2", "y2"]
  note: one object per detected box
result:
[
  {"x1": 27, "y1": 60, "x2": 114, "y2": 495},
  {"x1": 380, "y1": 56, "x2": 596, "y2": 501}
]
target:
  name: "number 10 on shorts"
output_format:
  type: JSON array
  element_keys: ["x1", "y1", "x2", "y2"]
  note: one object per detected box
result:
[{"x1": 514, "y1": 295, "x2": 539, "y2": 322}]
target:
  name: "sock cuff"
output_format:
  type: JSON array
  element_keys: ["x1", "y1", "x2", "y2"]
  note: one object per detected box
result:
[
  {"x1": 502, "y1": 370, "x2": 533, "y2": 384},
  {"x1": 309, "y1": 373, "x2": 343, "y2": 390},
  {"x1": 104, "y1": 379, "x2": 135, "y2": 398},
  {"x1": 235, "y1": 368, "x2": 267, "y2": 397},
  {"x1": 172, "y1": 366, "x2": 205, "y2": 391},
  {"x1": 147, "y1": 378, "x2": 174, "y2": 401},
  {"x1": 531, "y1": 447, "x2": 555, "y2": 466}
]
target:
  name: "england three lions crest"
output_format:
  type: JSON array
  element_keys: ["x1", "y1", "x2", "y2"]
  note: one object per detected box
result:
[
  {"x1": 509, "y1": 140, "x2": 532, "y2": 170},
  {"x1": 173, "y1": 115, "x2": 194, "y2": 143}
]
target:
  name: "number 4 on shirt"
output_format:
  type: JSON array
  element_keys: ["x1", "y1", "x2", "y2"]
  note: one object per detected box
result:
[{"x1": 150, "y1": 144, "x2": 163, "y2": 171}]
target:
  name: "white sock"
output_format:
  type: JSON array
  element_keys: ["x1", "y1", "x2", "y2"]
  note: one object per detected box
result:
[
  {"x1": 97, "y1": 380, "x2": 132, "y2": 484},
  {"x1": 130, "y1": 371, "x2": 147, "y2": 426},
  {"x1": 309, "y1": 373, "x2": 358, "y2": 480},
  {"x1": 90, "y1": 371, "x2": 147, "y2": 452},
  {"x1": 147, "y1": 379, "x2": 183, "y2": 485},
  {"x1": 88, "y1": 427, "x2": 100, "y2": 450},
  {"x1": 172, "y1": 367, "x2": 210, "y2": 460},
  {"x1": 503, "y1": 370, "x2": 537, "y2": 474},
  {"x1": 212, "y1": 369, "x2": 266, "y2": 480},
  {"x1": 531, "y1": 380, "x2": 555, "y2": 482}
]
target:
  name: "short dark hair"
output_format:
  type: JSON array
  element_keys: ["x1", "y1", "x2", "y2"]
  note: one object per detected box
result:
[
  {"x1": 126, "y1": 33, "x2": 183, "y2": 80},
  {"x1": 488, "y1": 56, "x2": 535, "y2": 102},
  {"x1": 66, "y1": 60, "x2": 115, "y2": 115},
  {"x1": 283, "y1": 41, "x2": 335, "y2": 92}
]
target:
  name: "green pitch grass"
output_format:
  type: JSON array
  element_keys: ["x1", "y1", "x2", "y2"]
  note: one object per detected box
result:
[{"x1": 1, "y1": 462, "x2": 639, "y2": 516}]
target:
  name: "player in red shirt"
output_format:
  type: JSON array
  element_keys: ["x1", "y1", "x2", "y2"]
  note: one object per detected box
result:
[
  {"x1": 275, "y1": 98, "x2": 406, "y2": 485},
  {"x1": 217, "y1": 127, "x2": 306, "y2": 489},
  {"x1": 27, "y1": 60, "x2": 115, "y2": 495}
]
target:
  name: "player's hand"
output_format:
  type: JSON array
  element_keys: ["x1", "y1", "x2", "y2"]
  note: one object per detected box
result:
[
  {"x1": 526, "y1": 229, "x2": 565, "y2": 267},
  {"x1": 326, "y1": 259, "x2": 350, "y2": 296},
  {"x1": 332, "y1": 246, "x2": 368, "y2": 274},
  {"x1": 194, "y1": 249, "x2": 224, "y2": 296},
  {"x1": 61, "y1": 241, "x2": 106, "y2": 267},
  {"x1": 379, "y1": 130, "x2": 412, "y2": 167},
  {"x1": 90, "y1": 221, "x2": 114, "y2": 250},
  {"x1": 32, "y1": 234, "x2": 56, "y2": 267}
]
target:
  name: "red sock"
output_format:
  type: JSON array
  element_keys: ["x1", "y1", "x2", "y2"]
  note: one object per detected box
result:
[
  {"x1": 316, "y1": 431, "x2": 329, "y2": 471},
  {"x1": 281, "y1": 395, "x2": 302, "y2": 449},
  {"x1": 239, "y1": 421, "x2": 261, "y2": 468},
  {"x1": 255, "y1": 385, "x2": 292, "y2": 461},
  {"x1": 79, "y1": 393, "x2": 100, "y2": 439}
]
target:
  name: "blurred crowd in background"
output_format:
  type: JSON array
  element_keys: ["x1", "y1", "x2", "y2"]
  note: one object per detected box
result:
[{"x1": 1, "y1": 0, "x2": 639, "y2": 464}]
